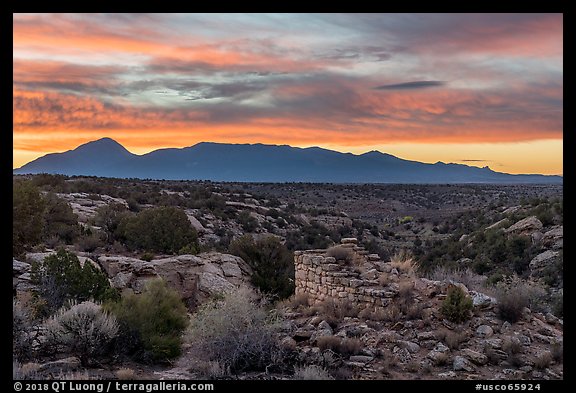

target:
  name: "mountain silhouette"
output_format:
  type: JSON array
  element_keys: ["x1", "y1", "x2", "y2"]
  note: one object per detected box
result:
[{"x1": 13, "y1": 138, "x2": 562, "y2": 184}]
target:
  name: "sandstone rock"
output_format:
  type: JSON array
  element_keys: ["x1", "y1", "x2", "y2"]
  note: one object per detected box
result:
[
  {"x1": 280, "y1": 337, "x2": 297, "y2": 351},
  {"x1": 470, "y1": 291, "x2": 496, "y2": 308},
  {"x1": 13, "y1": 259, "x2": 31, "y2": 275},
  {"x1": 484, "y1": 338, "x2": 503, "y2": 349},
  {"x1": 417, "y1": 331, "x2": 437, "y2": 341},
  {"x1": 349, "y1": 355, "x2": 374, "y2": 364},
  {"x1": 476, "y1": 325, "x2": 494, "y2": 338},
  {"x1": 185, "y1": 211, "x2": 207, "y2": 233},
  {"x1": 529, "y1": 250, "x2": 560, "y2": 277},
  {"x1": 37, "y1": 357, "x2": 81, "y2": 375},
  {"x1": 427, "y1": 342, "x2": 450, "y2": 363},
  {"x1": 360, "y1": 269, "x2": 379, "y2": 280},
  {"x1": 515, "y1": 333, "x2": 531, "y2": 346},
  {"x1": 221, "y1": 262, "x2": 242, "y2": 277},
  {"x1": 541, "y1": 226, "x2": 563, "y2": 249},
  {"x1": 486, "y1": 218, "x2": 509, "y2": 230},
  {"x1": 531, "y1": 231, "x2": 544, "y2": 244},
  {"x1": 100, "y1": 252, "x2": 251, "y2": 306},
  {"x1": 197, "y1": 272, "x2": 236, "y2": 296},
  {"x1": 397, "y1": 340, "x2": 420, "y2": 354},
  {"x1": 461, "y1": 349, "x2": 488, "y2": 365},
  {"x1": 453, "y1": 355, "x2": 475, "y2": 372},
  {"x1": 394, "y1": 347, "x2": 412, "y2": 363},
  {"x1": 437, "y1": 371, "x2": 457, "y2": 379},
  {"x1": 505, "y1": 216, "x2": 543, "y2": 235},
  {"x1": 25, "y1": 251, "x2": 56, "y2": 265},
  {"x1": 341, "y1": 238, "x2": 358, "y2": 244}
]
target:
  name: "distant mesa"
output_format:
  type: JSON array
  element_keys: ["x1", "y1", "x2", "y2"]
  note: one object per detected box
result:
[{"x1": 13, "y1": 138, "x2": 563, "y2": 184}]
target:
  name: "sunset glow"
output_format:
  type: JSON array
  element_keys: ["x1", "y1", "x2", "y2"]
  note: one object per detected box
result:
[{"x1": 13, "y1": 13, "x2": 563, "y2": 175}]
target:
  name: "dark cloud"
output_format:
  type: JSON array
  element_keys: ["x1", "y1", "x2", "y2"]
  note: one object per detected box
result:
[
  {"x1": 374, "y1": 81, "x2": 446, "y2": 90},
  {"x1": 319, "y1": 45, "x2": 392, "y2": 62}
]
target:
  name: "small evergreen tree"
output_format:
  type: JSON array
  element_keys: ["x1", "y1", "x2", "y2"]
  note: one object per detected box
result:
[
  {"x1": 440, "y1": 286, "x2": 473, "y2": 323},
  {"x1": 31, "y1": 249, "x2": 118, "y2": 313},
  {"x1": 107, "y1": 279, "x2": 188, "y2": 362},
  {"x1": 229, "y1": 235, "x2": 295, "y2": 299}
]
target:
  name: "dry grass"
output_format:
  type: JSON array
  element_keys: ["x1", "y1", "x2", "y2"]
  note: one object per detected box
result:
[
  {"x1": 502, "y1": 337, "x2": 523, "y2": 355},
  {"x1": 437, "y1": 328, "x2": 467, "y2": 350},
  {"x1": 390, "y1": 250, "x2": 416, "y2": 276},
  {"x1": 378, "y1": 273, "x2": 391, "y2": 286},
  {"x1": 433, "y1": 352, "x2": 450, "y2": 366},
  {"x1": 116, "y1": 368, "x2": 136, "y2": 380},
  {"x1": 316, "y1": 336, "x2": 362, "y2": 357},
  {"x1": 428, "y1": 266, "x2": 486, "y2": 293},
  {"x1": 533, "y1": 352, "x2": 552, "y2": 370},
  {"x1": 279, "y1": 293, "x2": 310, "y2": 310},
  {"x1": 326, "y1": 246, "x2": 355, "y2": 264},
  {"x1": 293, "y1": 365, "x2": 333, "y2": 380},
  {"x1": 551, "y1": 343, "x2": 563, "y2": 362},
  {"x1": 317, "y1": 298, "x2": 360, "y2": 327}
]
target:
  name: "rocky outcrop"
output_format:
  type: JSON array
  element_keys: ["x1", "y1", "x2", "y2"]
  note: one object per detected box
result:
[
  {"x1": 529, "y1": 250, "x2": 561, "y2": 279},
  {"x1": 505, "y1": 216, "x2": 543, "y2": 235},
  {"x1": 13, "y1": 258, "x2": 34, "y2": 293},
  {"x1": 541, "y1": 226, "x2": 563, "y2": 250},
  {"x1": 98, "y1": 252, "x2": 252, "y2": 308},
  {"x1": 55, "y1": 192, "x2": 128, "y2": 222}
]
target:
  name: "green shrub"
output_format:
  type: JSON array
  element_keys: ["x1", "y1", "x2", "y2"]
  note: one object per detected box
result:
[
  {"x1": 107, "y1": 279, "x2": 188, "y2": 362},
  {"x1": 13, "y1": 301, "x2": 33, "y2": 361},
  {"x1": 31, "y1": 249, "x2": 118, "y2": 313},
  {"x1": 13, "y1": 180, "x2": 46, "y2": 256},
  {"x1": 92, "y1": 203, "x2": 129, "y2": 243},
  {"x1": 440, "y1": 286, "x2": 473, "y2": 323},
  {"x1": 44, "y1": 301, "x2": 118, "y2": 366},
  {"x1": 118, "y1": 206, "x2": 198, "y2": 254},
  {"x1": 228, "y1": 235, "x2": 294, "y2": 299},
  {"x1": 42, "y1": 193, "x2": 80, "y2": 244},
  {"x1": 187, "y1": 288, "x2": 284, "y2": 374},
  {"x1": 237, "y1": 210, "x2": 259, "y2": 232}
]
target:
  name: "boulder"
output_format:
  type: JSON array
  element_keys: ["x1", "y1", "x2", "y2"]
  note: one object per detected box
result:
[
  {"x1": 461, "y1": 349, "x2": 488, "y2": 365},
  {"x1": 453, "y1": 356, "x2": 475, "y2": 372},
  {"x1": 470, "y1": 291, "x2": 496, "y2": 308},
  {"x1": 505, "y1": 216, "x2": 543, "y2": 235},
  {"x1": 197, "y1": 273, "x2": 236, "y2": 296},
  {"x1": 397, "y1": 340, "x2": 420, "y2": 354},
  {"x1": 486, "y1": 218, "x2": 509, "y2": 230},
  {"x1": 529, "y1": 250, "x2": 560, "y2": 278},
  {"x1": 476, "y1": 325, "x2": 494, "y2": 338},
  {"x1": 13, "y1": 259, "x2": 31, "y2": 275},
  {"x1": 541, "y1": 226, "x2": 563, "y2": 249},
  {"x1": 99, "y1": 252, "x2": 252, "y2": 307},
  {"x1": 341, "y1": 238, "x2": 358, "y2": 245},
  {"x1": 36, "y1": 357, "x2": 81, "y2": 375}
]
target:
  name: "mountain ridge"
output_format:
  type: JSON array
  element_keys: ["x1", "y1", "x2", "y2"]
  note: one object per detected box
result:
[{"x1": 13, "y1": 138, "x2": 562, "y2": 184}]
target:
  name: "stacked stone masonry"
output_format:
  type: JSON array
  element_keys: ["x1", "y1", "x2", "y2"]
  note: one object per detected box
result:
[{"x1": 294, "y1": 238, "x2": 396, "y2": 313}]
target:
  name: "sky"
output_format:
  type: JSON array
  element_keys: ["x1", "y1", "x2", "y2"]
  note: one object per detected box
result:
[{"x1": 13, "y1": 13, "x2": 563, "y2": 175}]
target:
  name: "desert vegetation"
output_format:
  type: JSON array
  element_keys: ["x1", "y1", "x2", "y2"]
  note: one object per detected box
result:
[{"x1": 13, "y1": 174, "x2": 562, "y2": 380}]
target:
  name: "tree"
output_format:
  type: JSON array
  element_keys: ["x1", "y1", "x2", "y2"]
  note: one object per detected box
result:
[
  {"x1": 229, "y1": 235, "x2": 295, "y2": 299},
  {"x1": 107, "y1": 279, "x2": 188, "y2": 362},
  {"x1": 31, "y1": 249, "x2": 118, "y2": 313},
  {"x1": 118, "y1": 206, "x2": 198, "y2": 254},
  {"x1": 43, "y1": 193, "x2": 80, "y2": 244},
  {"x1": 13, "y1": 180, "x2": 46, "y2": 256}
]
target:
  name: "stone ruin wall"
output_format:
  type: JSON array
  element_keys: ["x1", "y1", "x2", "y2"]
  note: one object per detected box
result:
[{"x1": 294, "y1": 238, "x2": 399, "y2": 312}]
